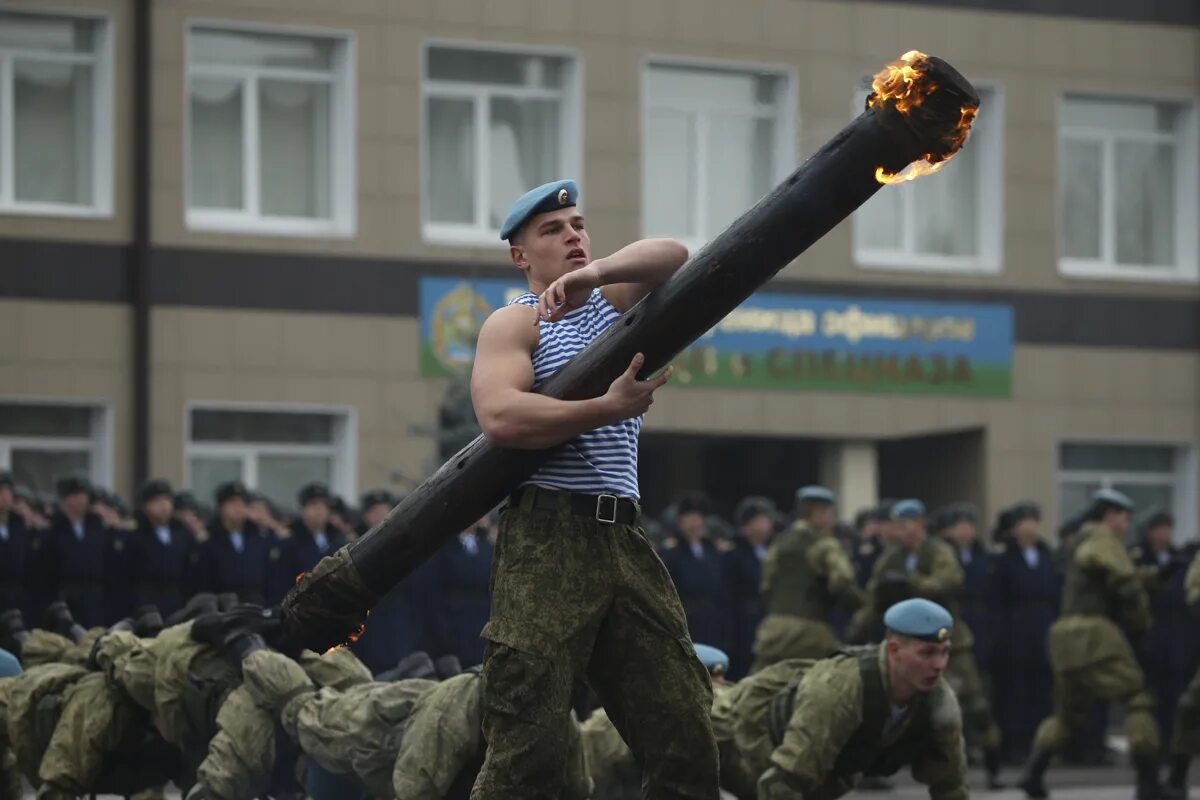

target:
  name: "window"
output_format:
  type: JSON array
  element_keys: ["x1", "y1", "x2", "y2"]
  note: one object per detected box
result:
[
  {"x1": 186, "y1": 405, "x2": 355, "y2": 511},
  {"x1": 1058, "y1": 442, "x2": 1198, "y2": 542},
  {"x1": 0, "y1": 9, "x2": 112, "y2": 215},
  {"x1": 853, "y1": 85, "x2": 1002, "y2": 272},
  {"x1": 1059, "y1": 95, "x2": 1199, "y2": 281},
  {"x1": 186, "y1": 24, "x2": 355, "y2": 236},
  {"x1": 0, "y1": 401, "x2": 111, "y2": 493},
  {"x1": 422, "y1": 43, "x2": 581, "y2": 244},
  {"x1": 642, "y1": 61, "x2": 792, "y2": 250}
]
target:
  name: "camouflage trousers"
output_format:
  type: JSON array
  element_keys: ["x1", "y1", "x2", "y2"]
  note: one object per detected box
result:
[
  {"x1": 471, "y1": 490, "x2": 720, "y2": 800},
  {"x1": 750, "y1": 616, "x2": 839, "y2": 674},
  {"x1": 1033, "y1": 648, "x2": 1159, "y2": 760},
  {"x1": 1172, "y1": 666, "x2": 1200, "y2": 756},
  {"x1": 944, "y1": 645, "x2": 1001, "y2": 750}
]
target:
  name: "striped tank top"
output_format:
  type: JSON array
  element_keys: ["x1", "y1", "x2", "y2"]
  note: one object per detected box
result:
[{"x1": 510, "y1": 288, "x2": 641, "y2": 499}]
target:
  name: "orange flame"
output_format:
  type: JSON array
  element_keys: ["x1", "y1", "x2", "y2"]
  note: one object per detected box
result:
[
  {"x1": 294, "y1": 572, "x2": 306, "y2": 584},
  {"x1": 321, "y1": 613, "x2": 368, "y2": 655},
  {"x1": 867, "y1": 50, "x2": 978, "y2": 185}
]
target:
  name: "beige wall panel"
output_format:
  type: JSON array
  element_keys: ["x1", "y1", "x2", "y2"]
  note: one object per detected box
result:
[
  {"x1": 0, "y1": 300, "x2": 132, "y2": 495},
  {"x1": 130, "y1": 0, "x2": 1197, "y2": 303}
]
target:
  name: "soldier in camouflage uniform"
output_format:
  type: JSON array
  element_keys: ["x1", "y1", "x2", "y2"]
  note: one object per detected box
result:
[
  {"x1": 714, "y1": 598, "x2": 967, "y2": 800},
  {"x1": 469, "y1": 180, "x2": 717, "y2": 798},
  {"x1": 1165, "y1": 549, "x2": 1200, "y2": 797},
  {"x1": 1019, "y1": 489, "x2": 1178, "y2": 800},
  {"x1": 751, "y1": 486, "x2": 863, "y2": 672},
  {"x1": 582, "y1": 644, "x2": 735, "y2": 800},
  {"x1": 222, "y1": 632, "x2": 591, "y2": 800},
  {"x1": 847, "y1": 499, "x2": 1004, "y2": 788}
]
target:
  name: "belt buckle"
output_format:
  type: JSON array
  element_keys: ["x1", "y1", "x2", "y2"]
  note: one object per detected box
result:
[{"x1": 595, "y1": 494, "x2": 619, "y2": 524}]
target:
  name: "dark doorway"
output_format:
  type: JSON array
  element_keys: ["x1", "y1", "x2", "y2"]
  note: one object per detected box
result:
[
  {"x1": 639, "y1": 432, "x2": 823, "y2": 521},
  {"x1": 877, "y1": 428, "x2": 985, "y2": 511}
]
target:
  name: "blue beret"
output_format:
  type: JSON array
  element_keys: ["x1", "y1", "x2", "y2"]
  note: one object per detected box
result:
[
  {"x1": 890, "y1": 499, "x2": 926, "y2": 519},
  {"x1": 796, "y1": 485, "x2": 836, "y2": 504},
  {"x1": 1092, "y1": 488, "x2": 1134, "y2": 511},
  {"x1": 499, "y1": 179, "x2": 578, "y2": 241},
  {"x1": 0, "y1": 647, "x2": 21, "y2": 678},
  {"x1": 884, "y1": 599, "x2": 953, "y2": 643},
  {"x1": 693, "y1": 643, "x2": 729, "y2": 675}
]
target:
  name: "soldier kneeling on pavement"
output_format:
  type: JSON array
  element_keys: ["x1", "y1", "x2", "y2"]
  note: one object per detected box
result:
[{"x1": 714, "y1": 598, "x2": 967, "y2": 800}]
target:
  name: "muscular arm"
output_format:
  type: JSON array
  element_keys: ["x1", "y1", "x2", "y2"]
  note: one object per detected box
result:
[
  {"x1": 594, "y1": 238, "x2": 689, "y2": 312},
  {"x1": 470, "y1": 304, "x2": 620, "y2": 449}
]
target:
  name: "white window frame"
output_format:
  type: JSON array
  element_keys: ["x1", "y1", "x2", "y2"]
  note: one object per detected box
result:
[
  {"x1": 420, "y1": 39, "x2": 583, "y2": 247},
  {"x1": 0, "y1": 5, "x2": 114, "y2": 218},
  {"x1": 1057, "y1": 92, "x2": 1200, "y2": 284},
  {"x1": 1055, "y1": 439, "x2": 1199, "y2": 544},
  {"x1": 851, "y1": 81, "x2": 1004, "y2": 275},
  {"x1": 184, "y1": 401, "x2": 357, "y2": 503},
  {"x1": 0, "y1": 397, "x2": 114, "y2": 490},
  {"x1": 184, "y1": 19, "x2": 356, "y2": 238},
  {"x1": 639, "y1": 55, "x2": 798, "y2": 254}
]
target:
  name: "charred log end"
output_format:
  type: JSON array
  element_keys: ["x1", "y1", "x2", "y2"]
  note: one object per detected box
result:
[
  {"x1": 280, "y1": 546, "x2": 382, "y2": 653},
  {"x1": 868, "y1": 53, "x2": 981, "y2": 170}
]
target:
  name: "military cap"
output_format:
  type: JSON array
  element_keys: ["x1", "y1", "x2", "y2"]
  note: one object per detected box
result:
[
  {"x1": 1138, "y1": 509, "x2": 1174, "y2": 535},
  {"x1": 0, "y1": 648, "x2": 20, "y2": 678},
  {"x1": 1007, "y1": 501, "x2": 1041, "y2": 524},
  {"x1": 13, "y1": 484, "x2": 32, "y2": 503},
  {"x1": 499, "y1": 179, "x2": 578, "y2": 241},
  {"x1": 675, "y1": 491, "x2": 710, "y2": 517},
  {"x1": 693, "y1": 643, "x2": 730, "y2": 675},
  {"x1": 174, "y1": 491, "x2": 200, "y2": 513},
  {"x1": 734, "y1": 496, "x2": 779, "y2": 527},
  {"x1": 0, "y1": 470, "x2": 12, "y2": 490},
  {"x1": 56, "y1": 474, "x2": 92, "y2": 498},
  {"x1": 795, "y1": 485, "x2": 836, "y2": 505},
  {"x1": 360, "y1": 489, "x2": 396, "y2": 512},
  {"x1": 890, "y1": 499, "x2": 926, "y2": 520},
  {"x1": 139, "y1": 478, "x2": 174, "y2": 505},
  {"x1": 884, "y1": 598, "x2": 953, "y2": 643},
  {"x1": 298, "y1": 482, "x2": 331, "y2": 507},
  {"x1": 1092, "y1": 488, "x2": 1134, "y2": 512},
  {"x1": 214, "y1": 480, "x2": 250, "y2": 506},
  {"x1": 329, "y1": 494, "x2": 349, "y2": 516}
]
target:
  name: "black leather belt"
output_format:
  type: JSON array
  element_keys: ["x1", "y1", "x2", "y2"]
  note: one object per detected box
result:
[{"x1": 510, "y1": 485, "x2": 640, "y2": 525}]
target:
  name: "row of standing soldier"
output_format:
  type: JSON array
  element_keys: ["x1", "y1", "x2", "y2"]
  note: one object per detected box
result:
[
  {"x1": 0, "y1": 472, "x2": 496, "y2": 676},
  {"x1": 657, "y1": 485, "x2": 1200, "y2": 783}
]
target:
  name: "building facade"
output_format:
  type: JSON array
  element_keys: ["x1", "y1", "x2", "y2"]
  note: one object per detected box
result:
[{"x1": 1, "y1": 0, "x2": 1197, "y2": 532}]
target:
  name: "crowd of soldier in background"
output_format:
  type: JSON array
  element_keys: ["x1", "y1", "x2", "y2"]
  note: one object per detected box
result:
[{"x1": 0, "y1": 468, "x2": 1197, "y2": 773}]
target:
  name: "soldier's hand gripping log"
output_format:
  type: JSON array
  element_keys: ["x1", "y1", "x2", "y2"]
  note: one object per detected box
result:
[{"x1": 282, "y1": 51, "x2": 980, "y2": 653}]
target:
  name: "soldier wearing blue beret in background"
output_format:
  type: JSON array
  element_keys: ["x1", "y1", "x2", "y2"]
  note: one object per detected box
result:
[
  {"x1": 848, "y1": 498, "x2": 1005, "y2": 788},
  {"x1": 468, "y1": 179, "x2": 718, "y2": 798},
  {"x1": 711, "y1": 597, "x2": 966, "y2": 800},
  {"x1": 1019, "y1": 488, "x2": 1182, "y2": 800},
  {"x1": 752, "y1": 485, "x2": 863, "y2": 673}
]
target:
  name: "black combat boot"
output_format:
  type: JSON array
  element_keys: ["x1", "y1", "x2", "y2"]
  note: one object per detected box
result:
[
  {"x1": 435, "y1": 654, "x2": 463, "y2": 680},
  {"x1": 165, "y1": 593, "x2": 218, "y2": 626},
  {"x1": 1017, "y1": 748, "x2": 1053, "y2": 799},
  {"x1": 1134, "y1": 757, "x2": 1168, "y2": 800},
  {"x1": 0, "y1": 608, "x2": 29, "y2": 657},
  {"x1": 377, "y1": 651, "x2": 436, "y2": 682},
  {"x1": 985, "y1": 747, "x2": 1006, "y2": 790},
  {"x1": 190, "y1": 604, "x2": 281, "y2": 651},
  {"x1": 41, "y1": 601, "x2": 87, "y2": 643},
  {"x1": 1167, "y1": 754, "x2": 1191, "y2": 800},
  {"x1": 133, "y1": 604, "x2": 164, "y2": 637},
  {"x1": 216, "y1": 592, "x2": 239, "y2": 612}
]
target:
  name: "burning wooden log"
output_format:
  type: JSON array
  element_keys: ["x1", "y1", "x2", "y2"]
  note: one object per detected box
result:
[{"x1": 282, "y1": 51, "x2": 980, "y2": 653}]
